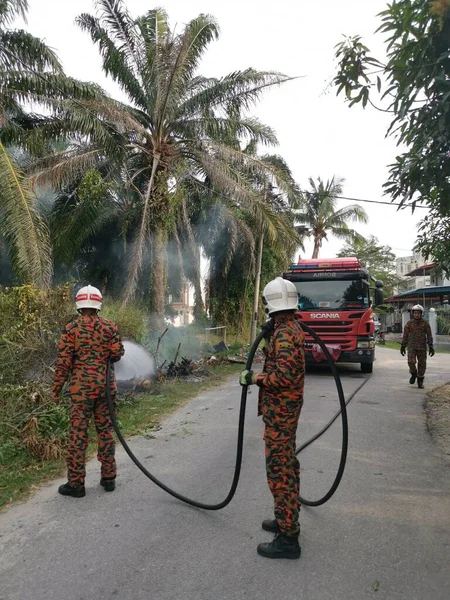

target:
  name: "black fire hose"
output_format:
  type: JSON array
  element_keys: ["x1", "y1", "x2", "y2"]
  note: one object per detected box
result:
[
  {"x1": 295, "y1": 322, "x2": 347, "y2": 506},
  {"x1": 106, "y1": 325, "x2": 266, "y2": 510},
  {"x1": 106, "y1": 321, "x2": 366, "y2": 510}
]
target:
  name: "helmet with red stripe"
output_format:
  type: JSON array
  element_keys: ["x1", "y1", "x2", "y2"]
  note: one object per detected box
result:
[{"x1": 76, "y1": 285, "x2": 102, "y2": 311}]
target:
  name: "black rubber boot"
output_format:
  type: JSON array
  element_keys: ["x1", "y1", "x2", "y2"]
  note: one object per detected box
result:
[
  {"x1": 262, "y1": 519, "x2": 280, "y2": 533},
  {"x1": 58, "y1": 483, "x2": 86, "y2": 498},
  {"x1": 257, "y1": 533, "x2": 301, "y2": 560},
  {"x1": 409, "y1": 373, "x2": 417, "y2": 385},
  {"x1": 100, "y1": 478, "x2": 116, "y2": 492},
  {"x1": 417, "y1": 378, "x2": 424, "y2": 389}
]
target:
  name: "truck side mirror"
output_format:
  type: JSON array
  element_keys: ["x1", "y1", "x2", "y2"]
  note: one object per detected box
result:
[{"x1": 374, "y1": 287, "x2": 384, "y2": 307}]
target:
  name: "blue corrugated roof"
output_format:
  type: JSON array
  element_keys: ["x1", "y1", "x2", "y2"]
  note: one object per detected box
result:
[{"x1": 388, "y1": 286, "x2": 450, "y2": 300}]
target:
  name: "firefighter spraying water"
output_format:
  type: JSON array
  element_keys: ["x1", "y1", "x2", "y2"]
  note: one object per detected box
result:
[{"x1": 51, "y1": 286, "x2": 124, "y2": 498}]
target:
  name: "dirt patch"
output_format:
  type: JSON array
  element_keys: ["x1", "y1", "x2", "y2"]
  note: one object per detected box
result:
[{"x1": 425, "y1": 384, "x2": 450, "y2": 463}]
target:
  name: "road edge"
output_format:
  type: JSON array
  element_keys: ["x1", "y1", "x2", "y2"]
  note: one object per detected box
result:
[{"x1": 424, "y1": 382, "x2": 450, "y2": 465}]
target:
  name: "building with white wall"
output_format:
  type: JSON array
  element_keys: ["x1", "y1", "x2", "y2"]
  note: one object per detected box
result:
[
  {"x1": 396, "y1": 253, "x2": 430, "y2": 291},
  {"x1": 168, "y1": 281, "x2": 195, "y2": 327}
]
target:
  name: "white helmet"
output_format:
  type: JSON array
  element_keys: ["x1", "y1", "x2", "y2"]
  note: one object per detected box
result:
[
  {"x1": 75, "y1": 285, "x2": 102, "y2": 311},
  {"x1": 412, "y1": 304, "x2": 424, "y2": 312},
  {"x1": 262, "y1": 277, "x2": 298, "y2": 315}
]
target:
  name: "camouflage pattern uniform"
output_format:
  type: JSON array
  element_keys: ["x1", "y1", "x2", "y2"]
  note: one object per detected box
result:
[
  {"x1": 401, "y1": 317, "x2": 433, "y2": 378},
  {"x1": 52, "y1": 314, "x2": 124, "y2": 488},
  {"x1": 256, "y1": 314, "x2": 305, "y2": 536}
]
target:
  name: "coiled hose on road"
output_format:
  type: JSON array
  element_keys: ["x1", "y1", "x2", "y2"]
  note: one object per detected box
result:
[{"x1": 106, "y1": 321, "x2": 372, "y2": 510}]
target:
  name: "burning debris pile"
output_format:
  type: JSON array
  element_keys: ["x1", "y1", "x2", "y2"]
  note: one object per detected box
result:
[{"x1": 166, "y1": 357, "x2": 195, "y2": 378}]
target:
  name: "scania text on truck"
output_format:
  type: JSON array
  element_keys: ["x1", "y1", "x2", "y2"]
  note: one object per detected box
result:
[{"x1": 283, "y1": 257, "x2": 384, "y2": 373}]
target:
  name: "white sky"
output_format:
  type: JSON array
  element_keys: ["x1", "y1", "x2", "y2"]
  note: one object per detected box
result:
[{"x1": 19, "y1": 0, "x2": 427, "y2": 263}]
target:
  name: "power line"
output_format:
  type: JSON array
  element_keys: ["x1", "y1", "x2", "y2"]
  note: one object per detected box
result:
[
  {"x1": 331, "y1": 194, "x2": 428, "y2": 209},
  {"x1": 298, "y1": 190, "x2": 428, "y2": 209}
]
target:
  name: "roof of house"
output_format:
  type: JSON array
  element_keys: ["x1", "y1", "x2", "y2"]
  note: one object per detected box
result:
[
  {"x1": 386, "y1": 285, "x2": 450, "y2": 303},
  {"x1": 404, "y1": 263, "x2": 435, "y2": 277}
]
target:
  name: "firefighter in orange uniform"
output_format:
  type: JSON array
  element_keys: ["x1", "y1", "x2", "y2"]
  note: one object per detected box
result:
[
  {"x1": 400, "y1": 304, "x2": 434, "y2": 389},
  {"x1": 240, "y1": 277, "x2": 305, "y2": 559},
  {"x1": 51, "y1": 285, "x2": 124, "y2": 497}
]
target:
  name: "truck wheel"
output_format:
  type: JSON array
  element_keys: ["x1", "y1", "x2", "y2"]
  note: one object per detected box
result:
[{"x1": 361, "y1": 362, "x2": 373, "y2": 374}]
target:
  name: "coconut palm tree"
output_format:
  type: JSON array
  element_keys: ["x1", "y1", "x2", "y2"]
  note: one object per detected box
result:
[
  {"x1": 27, "y1": 1, "x2": 294, "y2": 325},
  {"x1": 295, "y1": 176, "x2": 368, "y2": 258}
]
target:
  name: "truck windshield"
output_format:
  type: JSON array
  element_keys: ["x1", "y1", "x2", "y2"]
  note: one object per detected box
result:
[{"x1": 294, "y1": 279, "x2": 370, "y2": 310}]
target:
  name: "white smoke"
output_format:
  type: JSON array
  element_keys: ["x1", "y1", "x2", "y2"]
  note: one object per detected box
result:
[{"x1": 115, "y1": 340, "x2": 156, "y2": 384}]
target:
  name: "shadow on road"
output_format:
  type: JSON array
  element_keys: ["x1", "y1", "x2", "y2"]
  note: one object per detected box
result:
[{"x1": 306, "y1": 362, "x2": 367, "y2": 379}]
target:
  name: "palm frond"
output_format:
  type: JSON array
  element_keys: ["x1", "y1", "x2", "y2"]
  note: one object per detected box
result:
[
  {"x1": 0, "y1": 0, "x2": 28, "y2": 25},
  {"x1": 29, "y1": 147, "x2": 108, "y2": 190},
  {"x1": 173, "y1": 116, "x2": 278, "y2": 148},
  {"x1": 258, "y1": 153, "x2": 302, "y2": 208},
  {"x1": 179, "y1": 69, "x2": 295, "y2": 119},
  {"x1": 155, "y1": 13, "x2": 219, "y2": 124},
  {"x1": 178, "y1": 14, "x2": 220, "y2": 81},
  {"x1": 76, "y1": 13, "x2": 148, "y2": 111},
  {"x1": 93, "y1": 0, "x2": 138, "y2": 68},
  {"x1": 324, "y1": 204, "x2": 368, "y2": 226},
  {"x1": 0, "y1": 140, "x2": 52, "y2": 285},
  {"x1": 0, "y1": 71, "x2": 106, "y2": 109},
  {"x1": 330, "y1": 225, "x2": 366, "y2": 242},
  {"x1": 0, "y1": 30, "x2": 62, "y2": 72},
  {"x1": 135, "y1": 8, "x2": 168, "y2": 106},
  {"x1": 50, "y1": 185, "x2": 114, "y2": 265}
]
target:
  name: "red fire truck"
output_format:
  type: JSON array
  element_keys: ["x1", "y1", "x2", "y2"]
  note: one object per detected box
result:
[{"x1": 283, "y1": 257, "x2": 384, "y2": 372}]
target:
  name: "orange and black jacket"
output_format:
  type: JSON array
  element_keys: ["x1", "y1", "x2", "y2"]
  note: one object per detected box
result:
[
  {"x1": 401, "y1": 318, "x2": 433, "y2": 350},
  {"x1": 256, "y1": 314, "x2": 305, "y2": 416},
  {"x1": 52, "y1": 313, "x2": 125, "y2": 399}
]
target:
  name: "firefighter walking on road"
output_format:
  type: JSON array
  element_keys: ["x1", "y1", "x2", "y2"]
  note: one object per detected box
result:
[
  {"x1": 51, "y1": 286, "x2": 124, "y2": 498},
  {"x1": 400, "y1": 304, "x2": 435, "y2": 389},
  {"x1": 239, "y1": 277, "x2": 304, "y2": 560}
]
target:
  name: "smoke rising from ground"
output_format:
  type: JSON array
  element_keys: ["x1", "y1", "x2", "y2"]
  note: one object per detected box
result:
[{"x1": 115, "y1": 340, "x2": 156, "y2": 383}]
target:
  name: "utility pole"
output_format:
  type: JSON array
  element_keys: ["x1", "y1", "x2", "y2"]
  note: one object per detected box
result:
[{"x1": 250, "y1": 231, "x2": 265, "y2": 344}]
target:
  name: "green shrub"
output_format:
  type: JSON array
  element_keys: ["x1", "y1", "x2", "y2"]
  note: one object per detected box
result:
[
  {"x1": 0, "y1": 285, "x2": 148, "y2": 463},
  {"x1": 101, "y1": 300, "x2": 148, "y2": 341}
]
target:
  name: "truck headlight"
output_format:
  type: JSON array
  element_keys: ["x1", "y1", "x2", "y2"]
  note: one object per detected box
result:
[{"x1": 357, "y1": 341, "x2": 375, "y2": 349}]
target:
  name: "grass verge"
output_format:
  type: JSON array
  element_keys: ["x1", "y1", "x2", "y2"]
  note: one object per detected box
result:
[
  {"x1": 425, "y1": 383, "x2": 450, "y2": 463},
  {"x1": 0, "y1": 363, "x2": 242, "y2": 511}
]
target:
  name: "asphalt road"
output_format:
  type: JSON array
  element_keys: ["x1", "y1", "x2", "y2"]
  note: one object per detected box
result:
[{"x1": 1, "y1": 348, "x2": 449, "y2": 600}]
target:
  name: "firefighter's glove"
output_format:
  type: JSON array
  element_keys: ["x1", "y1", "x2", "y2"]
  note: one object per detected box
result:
[
  {"x1": 429, "y1": 346, "x2": 435, "y2": 357},
  {"x1": 400, "y1": 346, "x2": 406, "y2": 356},
  {"x1": 239, "y1": 370, "x2": 257, "y2": 386}
]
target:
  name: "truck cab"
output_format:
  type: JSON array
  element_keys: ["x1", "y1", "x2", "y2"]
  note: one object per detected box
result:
[{"x1": 283, "y1": 257, "x2": 384, "y2": 373}]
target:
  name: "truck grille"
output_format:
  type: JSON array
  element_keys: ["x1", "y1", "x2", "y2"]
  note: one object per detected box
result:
[
  {"x1": 301, "y1": 320, "x2": 353, "y2": 334},
  {"x1": 301, "y1": 320, "x2": 355, "y2": 352},
  {"x1": 304, "y1": 339, "x2": 354, "y2": 351}
]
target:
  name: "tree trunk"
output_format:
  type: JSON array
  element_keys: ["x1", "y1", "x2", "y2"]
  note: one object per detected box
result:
[
  {"x1": 250, "y1": 232, "x2": 265, "y2": 344},
  {"x1": 150, "y1": 226, "x2": 167, "y2": 332},
  {"x1": 312, "y1": 237, "x2": 321, "y2": 259},
  {"x1": 192, "y1": 246, "x2": 205, "y2": 320},
  {"x1": 122, "y1": 152, "x2": 161, "y2": 306}
]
